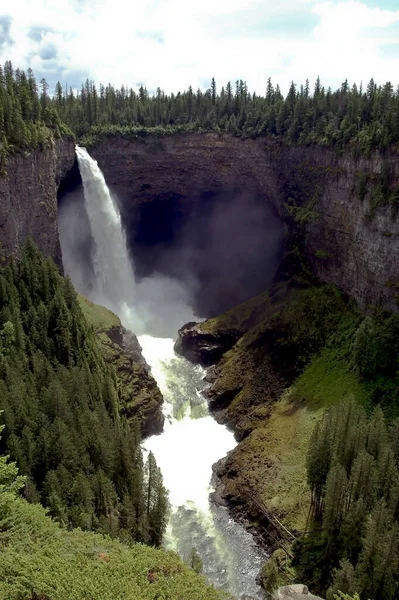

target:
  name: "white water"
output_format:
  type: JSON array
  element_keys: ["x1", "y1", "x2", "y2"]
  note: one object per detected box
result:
[{"x1": 60, "y1": 146, "x2": 266, "y2": 599}]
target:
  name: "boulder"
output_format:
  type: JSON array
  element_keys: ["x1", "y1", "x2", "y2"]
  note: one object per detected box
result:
[
  {"x1": 174, "y1": 321, "x2": 240, "y2": 366},
  {"x1": 272, "y1": 584, "x2": 323, "y2": 600}
]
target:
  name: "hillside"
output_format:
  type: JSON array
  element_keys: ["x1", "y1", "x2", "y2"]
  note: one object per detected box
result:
[
  {"x1": 177, "y1": 278, "x2": 399, "y2": 597},
  {"x1": 0, "y1": 434, "x2": 228, "y2": 600}
]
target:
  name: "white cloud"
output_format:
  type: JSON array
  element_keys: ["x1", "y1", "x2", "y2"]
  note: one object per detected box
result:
[{"x1": 0, "y1": 0, "x2": 398, "y2": 95}]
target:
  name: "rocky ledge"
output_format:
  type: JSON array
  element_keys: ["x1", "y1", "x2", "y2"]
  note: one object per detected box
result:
[
  {"x1": 103, "y1": 326, "x2": 164, "y2": 437},
  {"x1": 174, "y1": 321, "x2": 241, "y2": 366},
  {"x1": 273, "y1": 585, "x2": 323, "y2": 600},
  {"x1": 78, "y1": 295, "x2": 164, "y2": 437}
]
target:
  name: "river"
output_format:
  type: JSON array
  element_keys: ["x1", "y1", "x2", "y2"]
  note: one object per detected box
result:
[{"x1": 58, "y1": 145, "x2": 267, "y2": 599}]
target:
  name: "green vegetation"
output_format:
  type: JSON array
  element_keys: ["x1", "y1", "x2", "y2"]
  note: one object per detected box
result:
[
  {"x1": 197, "y1": 281, "x2": 399, "y2": 598},
  {"x1": 58, "y1": 76, "x2": 399, "y2": 155},
  {"x1": 0, "y1": 61, "x2": 73, "y2": 173},
  {"x1": 2, "y1": 61, "x2": 399, "y2": 165},
  {"x1": 294, "y1": 399, "x2": 399, "y2": 600},
  {"x1": 77, "y1": 294, "x2": 120, "y2": 331},
  {"x1": 0, "y1": 239, "x2": 167, "y2": 546},
  {"x1": 77, "y1": 295, "x2": 164, "y2": 434},
  {"x1": 0, "y1": 425, "x2": 228, "y2": 600}
]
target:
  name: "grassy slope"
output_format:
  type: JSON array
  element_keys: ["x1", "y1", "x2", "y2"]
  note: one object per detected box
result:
[
  {"x1": 205, "y1": 282, "x2": 373, "y2": 535},
  {"x1": 234, "y1": 348, "x2": 370, "y2": 533},
  {"x1": 78, "y1": 294, "x2": 120, "y2": 331},
  {"x1": 0, "y1": 496, "x2": 228, "y2": 600}
]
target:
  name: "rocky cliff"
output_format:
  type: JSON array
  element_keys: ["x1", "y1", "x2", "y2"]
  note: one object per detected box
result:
[
  {"x1": 2, "y1": 133, "x2": 397, "y2": 313},
  {"x1": 90, "y1": 133, "x2": 399, "y2": 312},
  {"x1": 78, "y1": 295, "x2": 164, "y2": 437},
  {"x1": 0, "y1": 139, "x2": 75, "y2": 264}
]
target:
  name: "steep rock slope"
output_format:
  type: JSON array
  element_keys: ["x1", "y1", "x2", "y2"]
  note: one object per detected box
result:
[
  {"x1": 90, "y1": 133, "x2": 399, "y2": 312},
  {"x1": 2, "y1": 134, "x2": 398, "y2": 312},
  {"x1": 78, "y1": 295, "x2": 164, "y2": 437},
  {"x1": 0, "y1": 139, "x2": 75, "y2": 264}
]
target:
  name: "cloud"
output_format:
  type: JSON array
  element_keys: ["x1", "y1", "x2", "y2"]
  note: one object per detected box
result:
[
  {"x1": 0, "y1": 15, "x2": 13, "y2": 50},
  {"x1": 0, "y1": 0, "x2": 398, "y2": 95},
  {"x1": 39, "y1": 42, "x2": 58, "y2": 61},
  {"x1": 28, "y1": 24, "x2": 56, "y2": 42}
]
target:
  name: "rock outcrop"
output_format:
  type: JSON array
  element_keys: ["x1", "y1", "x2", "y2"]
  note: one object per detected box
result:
[
  {"x1": 90, "y1": 133, "x2": 399, "y2": 312},
  {"x1": 273, "y1": 585, "x2": 323, "y2": 600},
  {"x1": 102, "y1": 325, "x2": 164, "y2": 437},
  {"x1": 174, "y1": 321, "x2": 241, "y2": 366},
  {"x1": 0, "y1": 139, "x2": 75, "y2": 264},
  {"x1": 78, "y1": 295, "x2": 164, "y2": 437}
]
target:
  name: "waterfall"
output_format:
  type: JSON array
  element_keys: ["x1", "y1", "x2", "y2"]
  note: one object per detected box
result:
[
  {"x1": 60, "y1": 146, "x2": 267, "y2": 599},
  {"x1": 74, "y1": 146, "x2": 138, "y2": 325}
]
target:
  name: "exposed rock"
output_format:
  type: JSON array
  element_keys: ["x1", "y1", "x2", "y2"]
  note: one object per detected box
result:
[
  {"x1": 90, "y1": 133, "x2": 399, "y2": 312},
  {"x1": 77, "y1": 295, "x2": 164, "y2": 438},
  {"x1": 102, "y1": 325, "x2": 164, "y2": 437},
  {"x1": 0, "y1": 138, "x2": 75, "y2": 265},
  {"x1": 174, "y1": 321, "x2": 241, "y2": 366},
  {"x1": 272, "y1": 585, "x2": 323, "y2": 600}
]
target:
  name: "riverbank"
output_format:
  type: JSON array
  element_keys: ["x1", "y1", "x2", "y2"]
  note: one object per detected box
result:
[{"x1": 177, "y1": 279, "x2": 372, "y2": 571}]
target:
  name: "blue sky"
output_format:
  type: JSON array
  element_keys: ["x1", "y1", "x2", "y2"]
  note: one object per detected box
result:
[{"x1": 0, "y1": 0, "x2": 398, "y2": 95}]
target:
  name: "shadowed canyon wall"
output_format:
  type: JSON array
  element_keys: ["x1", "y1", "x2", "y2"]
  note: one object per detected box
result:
[
  {"x1": 89, "y1": 133, "x2": 399, "y2": 312},
  {"x1": 1, "y1": 132, "x2": 398, "y2": 313},
  {"x1": 0, "y1": 139, "x2": 75, "y2": 265}
]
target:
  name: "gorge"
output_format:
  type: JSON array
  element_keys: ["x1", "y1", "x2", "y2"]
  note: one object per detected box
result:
[
  {"x1": 60, "y1": 146, "x2": 267, "y2": 599},
  {"x1": 1, "y1": 130, "x2": 399, "y2": 599},
  {"x1": 2, "y1": 133, "x2": 399, "y2": 314}
]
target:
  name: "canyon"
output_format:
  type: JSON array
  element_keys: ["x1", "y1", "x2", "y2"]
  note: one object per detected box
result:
[
  {"x1": 1, "y1": 132, "x2": 398, "y2": 597},
  {"x1": 2, "y1": 133, "x2": 398, "y2": 314}
]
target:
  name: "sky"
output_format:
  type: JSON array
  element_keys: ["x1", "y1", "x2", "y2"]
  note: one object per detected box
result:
[{"x1": 0, "y1": 0, "x2": 398, "y2": 96}]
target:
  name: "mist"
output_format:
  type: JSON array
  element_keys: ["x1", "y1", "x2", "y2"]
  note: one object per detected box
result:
[
  {"x1": 126, "y1": 189, "x2": 285, "y2": 317},
  {"x1": 58, "y1": 154, "x2": 284, "y2": 338},
  {"x1": 58, "y1": 181, "x2": 198, "y2": 339}
]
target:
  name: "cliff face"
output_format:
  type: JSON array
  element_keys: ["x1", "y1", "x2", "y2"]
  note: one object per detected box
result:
[
  {"x1": 90, "y1": 134, "x2": 399, "y2": 312},
  {"x1": 0, "y1": 139, "x2": 75, "y2": 264},
  {"x1": 279, "y1": 144, "x2": 399, "y2": 312},
  {"x1": 78, "y1": 295, "x2": 164, "y2": 437},
  {"x1": 1, "y1": 134, "x2": 398, "y2": 312},
  {"x1": 101, "y1": 325, "x2": 164, "y2": 437}
]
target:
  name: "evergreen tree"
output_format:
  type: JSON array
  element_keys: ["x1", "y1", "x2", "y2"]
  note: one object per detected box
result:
[{"x1": 0, "y1": 241, "x2": 168, "y2": 546}]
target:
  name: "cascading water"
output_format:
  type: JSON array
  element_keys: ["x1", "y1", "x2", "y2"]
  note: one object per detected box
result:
[{"x1": 59, "y1": 146, "x2": 267, "y2": 599}]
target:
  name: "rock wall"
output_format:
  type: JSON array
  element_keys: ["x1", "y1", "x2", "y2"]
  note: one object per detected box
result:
[
  {"x1": 101, "y1": 325, "x2": 164, "y2": 437},
  {"x1": 1, "y1": 132, "x2": 398, "y2": 312},
  {"x1": 90, "y1": 134, "x2": 399, "y2": 312},
  {"x1": 0, "y1": 139, "x2": 75, "y2": 264},
  {"x1": 279, "y1": 144, "x2": 399, "y2": 312}
]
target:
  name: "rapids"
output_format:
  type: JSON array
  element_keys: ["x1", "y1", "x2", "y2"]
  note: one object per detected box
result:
[{"x1": 57, "y1": 146, "x2": 267, "y2": 599}]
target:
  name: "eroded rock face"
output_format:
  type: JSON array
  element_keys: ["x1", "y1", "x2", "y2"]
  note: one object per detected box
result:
[
  {"x1": 102, "y1": 325, "x2": 164, "y2": 437},
  {"x1": 90, "y1": 134, "x2": 399, "y2": 312},
  {"x1": 174, "y1": 321, "x2": 241, "y2": 366},
  {"x1": 0, "y1": 139, "x2": 75, "y2": 264},
  {"x1": 273, "y1": 585, "x2": 323, "y2": 600}
]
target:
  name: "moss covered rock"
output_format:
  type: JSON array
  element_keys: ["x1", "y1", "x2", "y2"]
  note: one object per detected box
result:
[{"x1": 78, "y1": 295, "x2": 164, "y2": 437}]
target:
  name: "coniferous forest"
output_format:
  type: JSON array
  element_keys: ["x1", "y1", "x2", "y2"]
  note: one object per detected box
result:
[
  {"x1": 2, "y1": 57, "x2": 399, "y2": 599},
  {"x1": 0, "y1": 239, "x2": 168, "y2": 547},
  {"x1": 1, "y1": 60, "x2": 399, "y2": 165},
  {"x1": 298, "y1": 399, "x2": 399, "y2": 600}
]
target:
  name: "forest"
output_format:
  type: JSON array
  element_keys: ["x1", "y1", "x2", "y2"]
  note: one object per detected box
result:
[
  {"x1": 297, "y1": 399, "x2": 399, "y2": 600},
  {"x1": 0, "y1": 239, "x2": 168, "y2": 546},
  {"x1": 0, "y1": 425, "x2": 225, "y2": 599},
  {"x1": 1, "y1": 60, "x2": 399, "y2": 168},
  {"x1": 2, "y1": 59, "x2": 399, "y2": 599}
]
